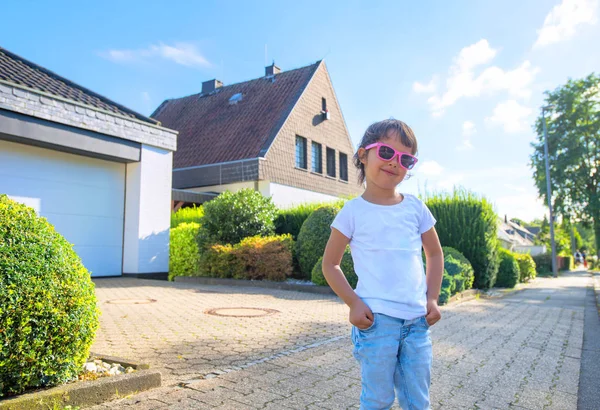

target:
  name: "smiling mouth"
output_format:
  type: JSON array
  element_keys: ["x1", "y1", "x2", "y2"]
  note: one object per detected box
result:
[{"x1": 382, "y1": 169, "x2": 397, "y2": 176}]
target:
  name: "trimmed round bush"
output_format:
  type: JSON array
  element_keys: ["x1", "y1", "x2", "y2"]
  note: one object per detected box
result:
[
  {"x1": 295, "y1": 204, "x2": 342, "y2": 280},
  {"x1": 496, "y1": 248, "x2": 520, "y2": 288},
  {"x1": 443, "y1": 246, "x2": 475, "y2": 289},
  {"x1": 514, "y1": 253, "x2": 536, "y2": 282},
  {"x1": 0, "y1": 195, "x2": 99, "y2": 396},
  {"x1": 200, "y1": 189, "x2": 277, "y2": 245},
  {"x1": 438, "y1": 271, "x2": 453, "y2": 305},
  {"x1": 311, "y1": 248, "x2": 358, "y2": 288},
  {"x1": 169, "y1": 222, "x2": 202, "y2": 281}
]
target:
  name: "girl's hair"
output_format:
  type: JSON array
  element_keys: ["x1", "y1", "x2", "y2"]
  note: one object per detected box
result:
[{"x1": 353, "y1": 119, "x2": 418, "y2": 184}]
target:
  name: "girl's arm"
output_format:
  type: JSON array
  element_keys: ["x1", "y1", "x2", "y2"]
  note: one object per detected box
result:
[
  {"x1": 422, "y1": 227, "x2": 444, "y2": 325},
  {"x1": 322, "y1": 228, "x2": 374, "y2": 329}
]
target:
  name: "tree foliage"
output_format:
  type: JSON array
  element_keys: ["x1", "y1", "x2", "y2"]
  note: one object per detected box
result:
[{"x1": 530, "y1": 74, "x2": 600, "y2": 257}]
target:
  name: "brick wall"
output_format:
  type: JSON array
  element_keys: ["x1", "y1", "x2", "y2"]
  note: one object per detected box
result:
[{"x1": 261, "y1": 62, "x2": 362, "y2": 198}]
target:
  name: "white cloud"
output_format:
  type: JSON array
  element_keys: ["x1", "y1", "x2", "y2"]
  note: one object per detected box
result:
[
  {"x1": 504, "y1": 183, "x2": 527, "y2": 193},
  {"x1": 99, "y1": 42, "x2": 211, "y2": 68},
  {"x1": 418, "y1": 160, "x2": 444, "y2": 176},
  {"x1": 413, "y1": 76, "x2": 438, "y2": 93},
  {"x1": 486, "y1": 100, "x2": 533, "y2": 133},
  {"x1": 462, "y1": 121, "x2": 476, "y2": 137},
  {"x1": 415, "y1": 39, "x2": 540, "y2": 116},
  {"x1": 534, "y1": 0, "x2": 598, "y2": 48}
]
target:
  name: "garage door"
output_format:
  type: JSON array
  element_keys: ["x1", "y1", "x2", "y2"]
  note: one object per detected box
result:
[{"x1": 0, "y1": 139, "x2": 125, "y2": 277}]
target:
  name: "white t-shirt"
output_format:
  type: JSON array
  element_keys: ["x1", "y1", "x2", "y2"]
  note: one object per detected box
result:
[{"x1": 331, "y1": 194, "x2": 436, "y2": 320}]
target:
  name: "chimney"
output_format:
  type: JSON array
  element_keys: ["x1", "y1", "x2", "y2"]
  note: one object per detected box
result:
[
  {"x1": 202, "y1": 79, "x2": 223, "y2": 94},
  {"x1": 265, "y1": 62, "x2": 281, "y2": 76}
]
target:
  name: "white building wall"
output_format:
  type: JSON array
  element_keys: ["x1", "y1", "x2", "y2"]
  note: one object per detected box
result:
[
  {"x1": 123, "y1": 144, "x2": 173, "y2": 274},
  {"x1": 267, "y1": 182, "x2": 340, "y2": 209}
]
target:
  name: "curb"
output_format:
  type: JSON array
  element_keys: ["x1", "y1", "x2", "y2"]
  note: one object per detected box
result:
[
  {"x1": 0, "y1": 355, "x2": 160, "y2": 410},
  {"x1": 175, "y1": 276, "x2": 336, "y2": 295}
]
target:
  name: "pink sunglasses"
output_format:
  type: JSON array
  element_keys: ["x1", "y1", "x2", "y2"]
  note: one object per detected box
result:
[{"x1": 365, "y1": 142, "x2": 418, "y2": 170}]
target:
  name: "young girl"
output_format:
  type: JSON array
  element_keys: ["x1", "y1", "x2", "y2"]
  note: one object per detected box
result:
[{"x1": 322, "y1": 119, "x2": 443, "y2": 410}]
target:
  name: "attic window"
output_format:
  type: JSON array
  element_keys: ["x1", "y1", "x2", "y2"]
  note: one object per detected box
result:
[{"x1": 229, "y1": 93, "x2": 243, "y2": 105}]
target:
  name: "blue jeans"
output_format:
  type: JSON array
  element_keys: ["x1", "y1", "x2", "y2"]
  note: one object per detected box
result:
[{"x1": 351, "y1": 313, "x2": 432, "y2": 410}]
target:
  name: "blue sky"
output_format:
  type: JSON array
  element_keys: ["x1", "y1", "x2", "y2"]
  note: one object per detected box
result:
[{"x1": 3, "y1": 0, "x2": 599, "y2": 221}]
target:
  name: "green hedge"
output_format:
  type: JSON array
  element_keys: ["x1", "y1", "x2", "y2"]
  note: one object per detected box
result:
[
  {"x1": 198, "y1": 235, "x2": 293, "y2": 281},
  {"x1": 496, "y1": 248, "x2": 520, "y2": 288},
  {"x1": 532, "y1": 253, "x2": 552, "y2": 275},
  {"x1": 275, "y1": 203, "x2": 324, "y2": 240},
  {"x1": 311, "y1": 248, "x2": 358, "y2": 288},
  {"x1": 0, "y1": 195, "x2": 99, "y2": 396},
  {"x1": 169, "y1": 222, "x2": 202, "y2": 281},
  {"x1": 295, "y1": 204, "x2": 342, "y2": 280},
  {"x1": 171, "y1": 205, "x2": 204, "y2": 228},
  {"x1": 426, "y1": 189, "x2": 499, "y2": 289},
  {"x1": 514, "y1": 253, "x2": 536, "y2": 282},
  {"x1": 200, "y1": 189, "x2": 277, "y2": 245},
  {"x1": 442, "y1": 246, "x2": 475, "y2": 290}
]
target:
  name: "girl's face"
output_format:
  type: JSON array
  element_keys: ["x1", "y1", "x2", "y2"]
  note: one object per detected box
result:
[{"x1": 358, "y1": 133, "x2": 414, "y2": 191}]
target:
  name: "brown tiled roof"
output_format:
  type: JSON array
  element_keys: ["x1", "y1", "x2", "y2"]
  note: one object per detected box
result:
[
  {"x1": 0, "y1": 46, "x2": 157, "y2": 124},
  {"x1": 152, "y1": 61, "x2": 321, "y2": 169}
]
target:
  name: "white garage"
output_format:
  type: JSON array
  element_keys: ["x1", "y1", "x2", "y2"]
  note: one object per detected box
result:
[
  {"x1": 0, "y1": 140, "x2": 126, "y2": 277},
  {"x1": 0, "y1": 46, "x2": 178, "y2": 278}
]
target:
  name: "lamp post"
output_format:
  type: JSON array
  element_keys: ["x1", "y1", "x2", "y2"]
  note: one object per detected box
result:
[{"x1": 542, "y1": 105, "x2": 558, "y2": 278}]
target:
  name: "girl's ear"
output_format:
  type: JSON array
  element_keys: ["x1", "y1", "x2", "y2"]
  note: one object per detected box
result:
[{"x1": 357, "y1": 147, "x2": 367, "y2": 164}]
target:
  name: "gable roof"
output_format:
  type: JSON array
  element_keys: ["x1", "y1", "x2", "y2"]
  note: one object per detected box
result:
[
  {"x1": 152, "y1": 61, "x2": 321, "y2": 169},
  {"x1": 0, "y1": 46, "x2": 157, "y2": 124}
]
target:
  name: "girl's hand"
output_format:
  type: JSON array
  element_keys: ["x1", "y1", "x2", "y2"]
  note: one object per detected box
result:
[
  {"x1": 349, "y1": 298, "x2": 374, "y2": 330},
  {"x1": 426, "y1": 299, "x2": 441, "y2": 326}
]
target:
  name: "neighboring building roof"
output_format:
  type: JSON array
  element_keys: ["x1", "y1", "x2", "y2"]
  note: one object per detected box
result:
[
  {"x1": 152, "y1": 61, "x2": 321, "y2": 169},
  {"x1": 498, "y1": 218, "x2": 534, "y2": 246},
  {"x1": 526, "y1": 226, "x2": 541, "y2": 235},
  {"x1": 0, "y1": 46, "x2": 157, "y2": 124}
]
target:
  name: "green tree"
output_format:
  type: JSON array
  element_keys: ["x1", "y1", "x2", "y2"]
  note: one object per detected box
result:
[{"x1": 530, "y1": 74, "x2": 600, "y2": 257}]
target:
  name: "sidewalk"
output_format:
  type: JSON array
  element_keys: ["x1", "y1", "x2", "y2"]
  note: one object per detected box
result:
[{"x1": 89, "y1": 271, "x2": 593, "y2": 409}]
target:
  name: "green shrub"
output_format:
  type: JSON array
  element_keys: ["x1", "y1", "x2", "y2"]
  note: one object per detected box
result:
[
  {"x1": 453, "y1": 275, "x2": 467, "y2": 293},
  {"x1": 275, "y1": 203, "x2": 324, "y2": 240},
  {"x1": 295, "y1": 204, "x2": 342, "y2": 280},
  {"x1": 532, "y1": 253, "x2": 552, "y2": 275},
  {"x1": 438, "y1": 271, "x2": 453, "y2": 305},
  {"x1": 198, "y1": 235, "x2": 293, "y2": 281},
  {"x1": 0, "y1": 195, "x2": 99, "y2": 396},
  {"x1": 200, "y1": 189, "x2": 277, "y2": 244},
  {"x1": 559, "y1": 255, "x2": 574, "y2": 271},
  {"x1": 514, "y1": 253, "x2": 536, "y2": 282},
  {"x1": 426, "y1": 189, "x2": 499, "y2": 289},
  {"x1": 442, "y1": 246, "x2": 475, "y2": 289},
  {"x1": 311, "y1": 248, "x2": 358, "y2": 288},
  {"x1": 444, "y1": 253, "x2": 474, "y2": 293},
  {"x1": 171, "y1": 205, "x2": 204, "y2": 228},
  {"x1": 169, "y1": 222, "x2": 202, "y2": 281},
  {"x1": 496, "y1": 248, "x2": 520, "y2": 288}
]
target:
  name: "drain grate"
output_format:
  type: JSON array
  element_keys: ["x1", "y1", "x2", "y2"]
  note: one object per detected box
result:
[
  {"x1": 105, "y1": 299, "x2": 157, "y2": 305},
  {"x1": 204, "y1": 307, "x2": 279, "y2": 318}
]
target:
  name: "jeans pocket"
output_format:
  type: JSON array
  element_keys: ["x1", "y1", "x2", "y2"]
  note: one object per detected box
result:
[
  {"x1": 421, "y1": 315, "x2": 430, "y2": 328},
  {"x1": 356, "y1": 314, "x2": 377, "y2": 333}
]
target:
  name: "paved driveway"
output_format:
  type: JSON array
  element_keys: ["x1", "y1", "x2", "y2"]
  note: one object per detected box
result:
[{"x1": 90, "y1": 271, "x2": 592, "y2": 409}]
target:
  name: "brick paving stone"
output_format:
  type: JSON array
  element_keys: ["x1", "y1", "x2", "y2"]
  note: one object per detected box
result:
[{"x1": 90, "y1": 272, "x2": 590, "y2": 409}]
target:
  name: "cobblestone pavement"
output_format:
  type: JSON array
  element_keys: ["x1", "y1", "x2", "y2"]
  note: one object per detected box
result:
[{"x1": 90, "y1": 271, "x2": 592, "y2": 409}]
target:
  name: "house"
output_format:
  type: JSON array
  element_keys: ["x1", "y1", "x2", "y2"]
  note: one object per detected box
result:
[
  {"x1": 0, "y1": 46, "x2": 178, "y2": 278},
  {"x1": 498, "y1": 216, "x2": 546, "y2": 256},
  {"x1": 152, "y1": 61, "x2": 362, "y2": 209}
]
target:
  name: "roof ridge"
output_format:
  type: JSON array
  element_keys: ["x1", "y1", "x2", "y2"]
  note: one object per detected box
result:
[
  {"x1": 0, "y1": 46, "x2": 158, "y2": 124},
  {"x1": 165, "y1": 60, "x2": 323, "y2": 102}
]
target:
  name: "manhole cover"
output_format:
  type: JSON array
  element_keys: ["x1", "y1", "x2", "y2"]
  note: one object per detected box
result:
[
  {"x1": 204, "y1": 307, "x2": 279, "y2": 318},
  {"x1": 105, "y1": 299, "x2": 157, "y2": 305}
]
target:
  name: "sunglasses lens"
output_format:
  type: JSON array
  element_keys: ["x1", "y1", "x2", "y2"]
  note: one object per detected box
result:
[
  {"x1": 378, "y1": 145, "x2": 395, "y2": 160},
  {"x1": 400, "y1": 155, "x2": 416, "y2": 169}
]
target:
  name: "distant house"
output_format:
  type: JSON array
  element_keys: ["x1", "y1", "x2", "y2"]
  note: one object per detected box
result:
[
  {"x1": 498, "y1": 216, "x2": 546, "y2": 256},
  {"x1": 153, "y1": 61, "x2": 362, "y2": 209},
  {"x1": 0, "y1": 46, "x2": 178, "y2": 278}
]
